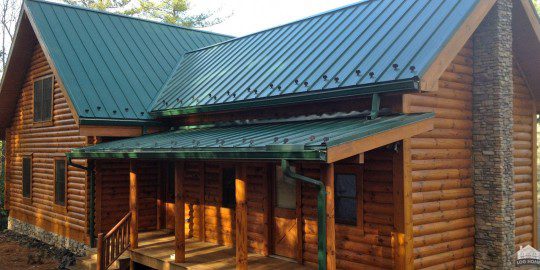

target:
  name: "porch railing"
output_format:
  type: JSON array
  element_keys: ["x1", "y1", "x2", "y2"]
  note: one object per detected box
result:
[{"x1": 97, "y1": 212, "x2": 131, "y2": 270}]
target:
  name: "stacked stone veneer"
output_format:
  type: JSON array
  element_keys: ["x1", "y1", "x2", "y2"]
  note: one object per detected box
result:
[
  {"x1": 8, "y1": 217, "x2": 90, "y2": 256},
  {"x1": 472, "y1": 0, "x2": 515, "y2": 269}
]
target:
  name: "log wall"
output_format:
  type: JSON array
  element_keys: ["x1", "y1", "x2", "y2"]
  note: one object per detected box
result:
[
  {"x1": 513, "y1": 62, "x2": 536, "y2": 249},
  {"x1": 99, "y1": 161, "x2": 270, "y2": 255},
  {"x1": 203, "y1": 163, "x2": 235, "y2": 246},
  {"x1": 96, "y1": 160, "x2": 160, "y2": 234},
  {"x1": 404, "y1": 41, "x2": 475, "y2": 269},
  {"x1": 5, "y1": 44, "x2": 89, "y2": 243},
  {"x1": 300, "y1": 148, "x2": 396, "y2": 269}
]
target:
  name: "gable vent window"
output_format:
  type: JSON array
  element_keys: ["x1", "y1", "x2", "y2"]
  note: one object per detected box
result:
[
  {"x1": 22, "y1": 156, "x2": 32, "y2": 199},
  {"x1": 33, "y1": 76, "x2": 53, "y2": 123},
  {"x1": 54, "y1": 158, "x2": 67, "y2": 206}
]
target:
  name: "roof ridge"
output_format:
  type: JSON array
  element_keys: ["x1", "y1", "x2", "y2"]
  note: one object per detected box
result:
[
  {"x1": 185, "y1": 0, "x2": 372, "y2": 54},
  {"x1": 24, "y1": 0, "x2": 234, "y2": 38}
]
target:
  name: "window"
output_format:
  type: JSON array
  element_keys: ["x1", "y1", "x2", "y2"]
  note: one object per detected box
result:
[
  {"x1": 54, "y1": 158, "x2": 67, "y2": 206},
  {"x1": 275, "y1": 165, "x2": 296, "y2": 209},
  {"x1": 33, "y1": 76, "x2": 53, "y2": 123},
  {"x1": 22, "y1": 156, "x2": 32, "y2": 198},
  {"x1": 222, "y1": 167, "x2": 236, "y2": 208},
  {"x1": 335, "y1": 165, "x2": 363, "y2": 226}
]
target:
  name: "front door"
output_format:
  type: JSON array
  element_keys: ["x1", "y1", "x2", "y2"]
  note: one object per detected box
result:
[{"x1": 272, "y1": 165, "x2": 298, "y2": 259}]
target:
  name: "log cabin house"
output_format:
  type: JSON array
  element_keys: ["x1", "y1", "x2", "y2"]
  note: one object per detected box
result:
[{"x1": 1, "y1": 0, "x2": 540, "y2": 269}]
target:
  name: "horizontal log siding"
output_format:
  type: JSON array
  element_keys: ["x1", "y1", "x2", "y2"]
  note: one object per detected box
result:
[
  {"x1": 246, "y1": 164, "x2": 269, "y2": 254},
  {"x1": 513, "y1": 62, "x2": 536, "y2": 249},
  {"x1": 177, "y1": 162, "x2": 268, "y2": 253},
  {"x1": 96, "y1": 160, "x2": 159, "y2": 233},
  {"x1": 404, "y1": 41, "x2": 475, "y2": 269},
  {"x1": 204, "y1": 163, "x2": 235, "y2": 246},
  {"x1": 301, "y1": 148, "x2": 395, "y2": 269},
  {"x1": 6, "y1": 44, "x2": 88, "y2": 243},
  {"x1": 183, "y1": 161, "x2": 204, "y2": 238}
]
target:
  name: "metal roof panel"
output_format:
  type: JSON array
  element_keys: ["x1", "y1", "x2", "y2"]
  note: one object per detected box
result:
[
  {"x1": 152, "y1": 0, "x2": 480, "y2": 116},
  {"x1": 24, "y1": 0, "x2": 232, "y2": 122},
  {"x1": 69, "y1": 113, "x2": 434, "y2": 161}
]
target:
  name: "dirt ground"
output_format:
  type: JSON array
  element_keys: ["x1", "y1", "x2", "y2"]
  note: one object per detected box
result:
[{"x1": 0, "y1": 230, "x2": 76, "y2": 270}]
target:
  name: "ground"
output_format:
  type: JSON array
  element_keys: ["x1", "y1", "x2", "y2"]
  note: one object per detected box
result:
[{"x1": 0, "y1": 230, "x2": 76, "y2": 270}]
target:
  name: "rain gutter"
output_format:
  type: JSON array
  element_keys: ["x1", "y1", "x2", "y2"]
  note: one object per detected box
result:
[
  {"x1": 78, "y1": 118, "x2": 164, "y2": 127},
  {"x1": 152, "y1": 78, "x2": 419, "y2": 118}
]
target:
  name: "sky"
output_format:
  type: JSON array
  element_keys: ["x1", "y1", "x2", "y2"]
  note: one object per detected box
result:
[{"x1": 193, "y1": 0, "x2": 361, "y2": 37}]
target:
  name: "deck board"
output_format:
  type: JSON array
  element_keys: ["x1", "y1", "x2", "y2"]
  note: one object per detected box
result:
[{"x1": 131, "y1": 230, "x2": 311, "y2": 270}]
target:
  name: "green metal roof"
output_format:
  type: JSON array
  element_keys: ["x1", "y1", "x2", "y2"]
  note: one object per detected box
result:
[
  {"x1": 24, "y1": 0, "x2": 232, "y2": 124},
  {"x1": 151, "y1": 0, "x2": 480, "y2": 117},
  {"x1": 68, "y1": 113, "x2": 434, "y2": 161}
]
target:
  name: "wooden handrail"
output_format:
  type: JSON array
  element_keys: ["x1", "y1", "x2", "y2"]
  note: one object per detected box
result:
[{"x1": 97, "y1": 213, "x2": 131, "y2": 270}]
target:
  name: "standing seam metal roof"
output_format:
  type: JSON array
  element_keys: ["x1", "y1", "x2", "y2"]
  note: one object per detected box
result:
[
  {"x1": 69, "y1": 113, "x2": 434, "y2": 160},
  {"x1": 151, "y1": 0, "x2": 479, "y2": 116},
  {"x1": 24, "y1": 0, "x2": 232, "y2": 122}
]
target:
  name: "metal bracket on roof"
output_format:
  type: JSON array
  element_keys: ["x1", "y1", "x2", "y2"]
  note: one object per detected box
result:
[{"x1": 369, "y1": 93, "x2": 381, "y2": 120}]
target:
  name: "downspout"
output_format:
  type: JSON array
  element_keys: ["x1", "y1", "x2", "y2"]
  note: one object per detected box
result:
[
  {"x1": 281, "y1": 159, "x2": 327, "y2": 270},
  {"x1": 67, "y1": 157, "x2": 96, "y2": 248},
  {"x1": 369, "y1": 93, "x2": 381, "y2": 120}
]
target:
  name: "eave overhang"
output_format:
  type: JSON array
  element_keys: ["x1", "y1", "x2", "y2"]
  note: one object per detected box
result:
[
  {"x1": 68, "y1": 112, "x2": 435, "y2": 162},
  {"x1": 150, "y1": 78, "x2": 420, "y2": 118}
]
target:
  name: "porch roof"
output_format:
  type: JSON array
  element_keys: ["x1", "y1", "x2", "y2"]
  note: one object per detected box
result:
[{"x1": 68, "y1": 112, "x2": 434, "y2": 162}]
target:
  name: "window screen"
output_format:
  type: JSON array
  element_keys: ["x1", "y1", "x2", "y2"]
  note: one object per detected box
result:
[
  {"x1": 55, "y1": 159, "x2": 66, "y2": 206},
  {"x1": 22, "y1": 157, "x2": 31, "y2": 198},
  {"x1": 222, "y1": 168, "x2": 236, "y2": 208},
  {"x1": 34, "y1": 76, "x2": 53, "y2": 122},
  {"x1": 335, "y1": 174, "x2": 357, "y2": 225},
  {"x1": 275, "y1": 165, "x2": 296, "y2": 209}
]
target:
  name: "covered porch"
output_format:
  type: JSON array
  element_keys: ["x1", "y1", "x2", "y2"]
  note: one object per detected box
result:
[
  {"x1": 69, "y1": 112, "x2": 434, "y2": 270},
  {"x1": 132, "y1": 230, "x2": 309, "y2": 270}
]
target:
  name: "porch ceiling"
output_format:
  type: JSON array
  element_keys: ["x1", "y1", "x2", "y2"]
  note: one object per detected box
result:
[{"x1": 68, "y1": 112, "x2": 434, "y2": 162}]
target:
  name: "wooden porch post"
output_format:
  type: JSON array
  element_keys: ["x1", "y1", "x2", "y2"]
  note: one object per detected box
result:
[
  {"x1": 393, "y1": 140, "x2": 413, "y2": 270},
  {"x1": 175, "y1": 161, "x2": 186, "y2": 263},
  {"x1": 322, "y1": 163, "x2": 336, "y2": 270},
  {"x1": 235, "y1": 164, "x2": 248, "y2": 270},
  {"x1": 129, "y1": 160, "x2": 138, "y2": 249}
]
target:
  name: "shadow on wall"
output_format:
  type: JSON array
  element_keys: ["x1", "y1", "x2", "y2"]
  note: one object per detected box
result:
[{"x1": 0, "y1": 141, "x2": 7, "y2": 230}]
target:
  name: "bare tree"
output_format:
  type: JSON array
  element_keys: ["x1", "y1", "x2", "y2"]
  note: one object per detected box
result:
[
  {"x1": 0, "y1": 0, "x2": 21, "y2": 74},
  {"x1": 62, "y1": 0, "x2": 228, "y2": 28}
]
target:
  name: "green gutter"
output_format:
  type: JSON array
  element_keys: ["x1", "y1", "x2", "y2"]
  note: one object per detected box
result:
[
  {"x1": 67, "y1": 149, "x2": 327, "y2": 161},
  {"x1": 79, "y1": 118, "x2": 164, "y2": 127},
  {"x1": 151, "y1": 78, "x2": 419, "y2": 117},
  {"x1": 67, "y1": 158, "x2": 96, "y2": 248},
  {"x1": 281, "y1": 160, "x2": 327, "y2": 270}
]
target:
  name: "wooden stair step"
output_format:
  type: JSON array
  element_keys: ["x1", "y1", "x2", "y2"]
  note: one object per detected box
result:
[{"x1": 68, "y1": 251, "x2": 130, "y2": 270}]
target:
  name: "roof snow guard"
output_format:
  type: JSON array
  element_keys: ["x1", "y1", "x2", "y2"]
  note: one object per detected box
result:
[
  {"x1": 151, "y1": 0, "x2": 484, "y2": 117},
  {"x1": 68, "y1": 113, "x2": 435, "y2": 162}
]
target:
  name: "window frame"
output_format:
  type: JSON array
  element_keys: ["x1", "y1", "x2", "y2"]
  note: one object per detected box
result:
[
  {"x1": 334, "y1": 164, "x2": 363, "y2": 230},
  {"x1": 21, "y1": 154, "x2": 33, "y2": 204},
  {"x1": 53, "y1": 157, "x2": 68, "y2": 211},
  {"x1": 33, "y1": 74, "x2": 54, "y2": 126}
]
